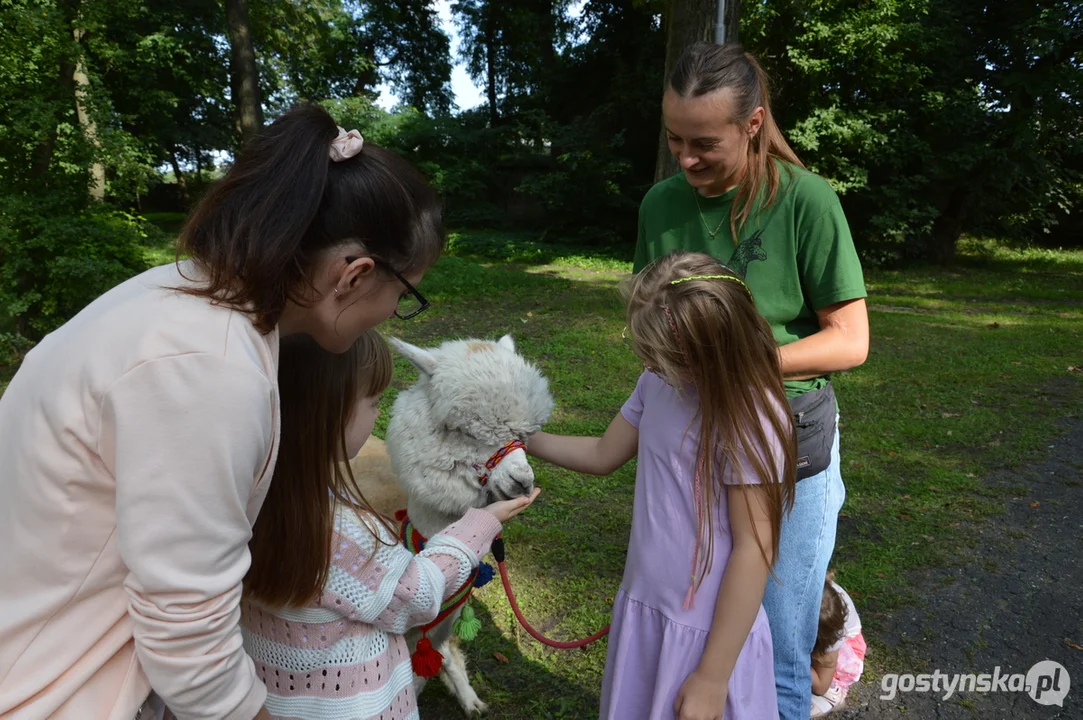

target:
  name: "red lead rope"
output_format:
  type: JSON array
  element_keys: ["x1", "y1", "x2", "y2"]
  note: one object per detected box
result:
[{"x1": 491, "y1": 537, "x2": 611, "y2": 649}]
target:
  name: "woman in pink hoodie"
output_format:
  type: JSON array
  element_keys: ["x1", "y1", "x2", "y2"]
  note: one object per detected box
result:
[{"x1": 0, "y1": 104, "x2": 444, "y2": 720}]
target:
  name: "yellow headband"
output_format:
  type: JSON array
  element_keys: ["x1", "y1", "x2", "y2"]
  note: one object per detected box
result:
[{"x1": 669, "y1": 274, "x2": 754, "y2": 300}]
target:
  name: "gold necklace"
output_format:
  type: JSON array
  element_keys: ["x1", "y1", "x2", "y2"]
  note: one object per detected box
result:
[{"x1": 692, "y1": 187, "x2": 728, "y2": 238}]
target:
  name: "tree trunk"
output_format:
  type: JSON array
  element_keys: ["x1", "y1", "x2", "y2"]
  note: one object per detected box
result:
[
  {"x1": 653, "y1": 0, "x2": 717, "y2": 184},
  {"x1": 72, "y1": 27, "x2": 104, "y2": 201},
  {"x1": 169, "y1": 149, "x2": 191, "y2": 207},
  {"x1": 352, "y1": 39, "x2": 379, "y2": 99},
  {"x1": 484, "y1": 4, "x2": 499, "y2": 126},
  {"x1": 540, "y1": 0, "x2": 556, "y2": 156},
  {"x1": 719, "y1": 0, "x2": 740, "y2": 44},
  {"x1": 928, "y1": 187, "x2": 968, "y2": 264},
  {"x1": 32, "y1": 0, "x2": 80, "y2": 183},
  {"x1": 31, "y1": 58, "x2": 78, "y2": 182},
  {"x1": 225, "y1": 0, "x2": 262, "y2": 146},
  {"x1": 539, "y1": 0, "x2": 555, "y2": 98}
]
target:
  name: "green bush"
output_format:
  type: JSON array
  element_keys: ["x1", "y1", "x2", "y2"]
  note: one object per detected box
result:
[
  {"x1": 0, "y1": 194, "x2": 151, "y2": 340},
  {"x1": 322, "y1": 99, "x2": 518, "y2": 227},
  {"x1": 0, "y1": 331, "x2": 32, "y2": 366}
]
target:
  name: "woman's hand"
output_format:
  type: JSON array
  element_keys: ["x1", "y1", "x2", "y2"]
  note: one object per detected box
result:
[
  {"x1": 482, "y1": 487, "x2": 541, "y2": 523},
  {"x1": 674, "y1": 669, "x2": 728, "y2": 720}
]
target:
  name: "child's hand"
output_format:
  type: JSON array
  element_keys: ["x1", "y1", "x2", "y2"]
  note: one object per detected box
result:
[
  {"x1": 674, "y1": 669, "x2": 728, "y2": 720},
  {"x1": 482, "y1": 487, "x2": 541, "y2": 523}
]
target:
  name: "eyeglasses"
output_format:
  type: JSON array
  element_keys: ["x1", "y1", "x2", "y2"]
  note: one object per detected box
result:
[{"x1": 346, "y1": 257, "x2": 431, "y2": 320}]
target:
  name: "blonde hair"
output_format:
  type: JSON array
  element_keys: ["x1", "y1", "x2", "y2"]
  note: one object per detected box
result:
[
  {"x1": 623, "y1": 251, "x2": 796, "y2": 594},
  {"x1": 668, "y1": 42, "x2": 806, "y2": 242},
  {"x1": 245, "y1": 329, "x2": 395, "y2": 608}
]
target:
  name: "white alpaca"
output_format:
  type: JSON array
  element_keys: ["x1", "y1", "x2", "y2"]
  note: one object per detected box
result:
[{"x1": 349, "y1": 334, "x2": 553, "y2": 716}]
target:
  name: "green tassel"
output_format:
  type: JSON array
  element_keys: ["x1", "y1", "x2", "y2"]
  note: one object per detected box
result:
[{"x1": 453, "y1": 603, "x2": 482, "y2": 641}]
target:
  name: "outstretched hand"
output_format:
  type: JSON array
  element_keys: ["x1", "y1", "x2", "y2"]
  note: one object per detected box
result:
[{"x1": 483, "y1": 487, "x2": 541, "y2": 523}]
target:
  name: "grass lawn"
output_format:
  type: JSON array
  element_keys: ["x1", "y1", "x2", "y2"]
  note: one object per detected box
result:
[
  {"x1": 371, "y1": 234, "x2": 1083, "y2": 718},
  {"x1": 1, "y1": 228, "x2": 1080, "y2": 718}
]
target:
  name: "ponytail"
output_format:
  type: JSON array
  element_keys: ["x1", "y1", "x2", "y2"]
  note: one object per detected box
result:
[{"x1": 178, "y1": 104, "x2": 444, "y2": 333}]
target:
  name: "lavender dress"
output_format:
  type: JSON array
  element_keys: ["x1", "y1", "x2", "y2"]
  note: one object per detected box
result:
[{"x1": 600, "y1": 372, "x2": 780, "y2": 719}]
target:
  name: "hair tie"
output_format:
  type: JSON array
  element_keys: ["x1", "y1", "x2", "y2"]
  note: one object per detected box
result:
[{"x1": 329, "y1": 126, "x2": 364, "y2": 162}]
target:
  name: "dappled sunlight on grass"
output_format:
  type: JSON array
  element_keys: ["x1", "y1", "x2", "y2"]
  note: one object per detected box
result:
[{"x1": 4, "y1": 224, "x2": 1081, "y2": 719}]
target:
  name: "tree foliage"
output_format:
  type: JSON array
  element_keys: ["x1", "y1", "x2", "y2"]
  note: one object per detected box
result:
[{"x1": 0, "y1": 0, "x2": 1080, "y2": 341}]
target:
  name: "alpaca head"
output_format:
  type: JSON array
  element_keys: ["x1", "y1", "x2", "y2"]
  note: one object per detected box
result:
[{"x1": 385, "y1": 335, "x2": 553, "y2": 516}]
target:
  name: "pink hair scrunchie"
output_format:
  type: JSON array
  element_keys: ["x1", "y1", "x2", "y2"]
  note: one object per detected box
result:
[{"x1": 329, "y1": 126, "x2": 364, "y2": 162}]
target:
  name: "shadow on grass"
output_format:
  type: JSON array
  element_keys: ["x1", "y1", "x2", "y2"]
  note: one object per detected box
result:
[{"x1": 418, "y1": 602, "x2": 602, "y2": 719}]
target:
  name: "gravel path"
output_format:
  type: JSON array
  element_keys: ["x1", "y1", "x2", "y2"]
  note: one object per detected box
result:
[{"x1": 837, "y1": 416, "x2": 1083, "y2": 719}]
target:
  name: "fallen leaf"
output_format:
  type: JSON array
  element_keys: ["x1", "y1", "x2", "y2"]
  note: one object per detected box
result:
[
  {"x1": 493, "y1": 652, "x2": 509, "y2": 664},
  {"x1": 941, "y1": 412, "x2": 960, "y2": 418},
  {"x1": 1011, "y1": 361, "x2": 1022, "y2": 366},
  {"x1": 1063, "y1": 639, "x2": 1083, "y2": 651},
  {"x1": 899, "y1": 514, "x2": 913, "y2": 521},
  {"x1": 1030, "y1": 501, "x2": 1040, "y2": 508},
  {"x1": 876, "y1": 572, "x2": 886, "y2": 578}
]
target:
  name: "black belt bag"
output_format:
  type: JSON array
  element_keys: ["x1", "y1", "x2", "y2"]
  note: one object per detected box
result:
[{"x1": 790, "y1": 382, "x2": 837, "y2": 481}]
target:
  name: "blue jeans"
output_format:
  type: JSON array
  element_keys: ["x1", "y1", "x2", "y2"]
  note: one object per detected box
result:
[{"x1": 762, "y1": 419, "x2": 845, "y2": 720}]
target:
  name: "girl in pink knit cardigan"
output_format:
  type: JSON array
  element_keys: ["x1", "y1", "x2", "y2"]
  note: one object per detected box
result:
[{"x1": 239, "y1": 331, "x2": 539, "y2": 720}]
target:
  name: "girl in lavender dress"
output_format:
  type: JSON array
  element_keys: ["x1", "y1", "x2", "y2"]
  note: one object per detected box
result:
[{"x1": 529, "y1": 251, "x2": 797, "y2": 720}]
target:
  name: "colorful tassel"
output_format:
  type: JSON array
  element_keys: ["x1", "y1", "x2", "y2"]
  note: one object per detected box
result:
[
  {"x1": 411, "y1": 636, "x2": 443, "y2": 678},
  {"x1": 453, "y1": 604, "x2": 482, "y2": 641},
  {"x1": 474, "y1": 562, "x2": 494, "y2": 588}
]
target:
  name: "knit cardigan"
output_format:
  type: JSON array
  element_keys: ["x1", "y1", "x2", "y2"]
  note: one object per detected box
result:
[{"x1": 240, "y1": 507, "x2": 501, "y2": 720}]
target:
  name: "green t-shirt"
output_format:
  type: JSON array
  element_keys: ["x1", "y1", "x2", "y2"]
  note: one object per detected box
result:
[{"x1": 633, "y1": 162, "x2": 867, "y2": 397}]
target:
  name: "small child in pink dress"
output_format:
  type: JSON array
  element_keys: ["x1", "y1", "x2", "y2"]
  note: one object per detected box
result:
[{"x1": 810, "y1": 572, "x2": 866, "y2": 717}]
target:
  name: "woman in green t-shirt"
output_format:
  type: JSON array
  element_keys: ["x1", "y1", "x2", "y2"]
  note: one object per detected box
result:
[{"x1": 633, "y1": 42, "x2": 869, "y2": 720}]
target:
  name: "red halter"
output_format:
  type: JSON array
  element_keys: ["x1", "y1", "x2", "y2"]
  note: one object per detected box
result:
[{"x1": 473, "y1": 439, "x2": 526, "y2": 486}]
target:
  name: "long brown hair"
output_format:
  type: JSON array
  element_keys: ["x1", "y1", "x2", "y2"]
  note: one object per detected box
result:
[
  {"x1": 245, "y1": 330, "x2": 395, "y2": 608},
  {"x1": 623, "y1": 251, "x2": 796, "y2": 591},
  {"x1": 668, "y1": 42, "x2": 805, "y2": 241},
  {"x1": 178, "y1": 103, "x2": 445, "y2": 333},
  {"x1": 814, "y1": 570, "x2": 848, "y2": 658}
]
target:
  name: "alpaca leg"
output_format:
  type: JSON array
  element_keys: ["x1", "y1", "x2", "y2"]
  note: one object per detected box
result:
[{"x1": 438, "y1": 637, "x2": 488, "y2": 716}]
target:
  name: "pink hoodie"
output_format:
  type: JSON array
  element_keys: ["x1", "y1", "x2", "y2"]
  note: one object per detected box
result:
[{"x1": 0, "y1": 262, "x2": 280, "y2": 720}]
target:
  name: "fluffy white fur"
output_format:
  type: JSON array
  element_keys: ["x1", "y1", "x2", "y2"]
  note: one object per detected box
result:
[{"x1": 348, "y1": 334, "x2": 553, "y2": 715}]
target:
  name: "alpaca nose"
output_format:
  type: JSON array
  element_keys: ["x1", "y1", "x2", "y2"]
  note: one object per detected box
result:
[{"x1": 509, "y1": 470, "x2": 534, "y2": 497}]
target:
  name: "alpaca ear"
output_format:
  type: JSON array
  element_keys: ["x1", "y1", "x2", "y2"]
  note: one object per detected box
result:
[
  {"x1": 496, "y1": 334, "x2": 515, "y2": 352},
  {"x1": 388, "y1": 337, "x2": 438, "y2": 376}
]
